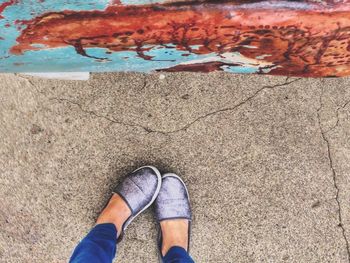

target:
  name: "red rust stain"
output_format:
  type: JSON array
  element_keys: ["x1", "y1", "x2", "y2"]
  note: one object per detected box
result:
[
  {"x1": 110, "y1": 0, "x2": 122, "y2": 5},
  {"x1": 0, "y1": 0, "x2": 17, "y2": 19},
  {"x1": 10, "y1": 1, "x2": 350, "y2": 77}
]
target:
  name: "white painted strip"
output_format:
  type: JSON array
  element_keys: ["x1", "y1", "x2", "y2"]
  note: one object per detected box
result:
[{"x1": 23, "y1": 72, "x2": 90, "y2": 81}]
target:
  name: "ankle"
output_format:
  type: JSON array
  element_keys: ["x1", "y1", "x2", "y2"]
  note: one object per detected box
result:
[
  {"x1": 96, "y1": 194, "x2": 131, "y2": 236},
  {"x1": 160, "y1": 219, "x2": 189, "y2": 256}
]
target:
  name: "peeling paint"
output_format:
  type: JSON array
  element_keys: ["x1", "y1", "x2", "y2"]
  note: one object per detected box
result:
[
  {"x1": 0, "y1": 0, "x2": 17, "y2": 19},
  {"x1": 1, "y1": 0, "x2": 350, "y2": 76}
]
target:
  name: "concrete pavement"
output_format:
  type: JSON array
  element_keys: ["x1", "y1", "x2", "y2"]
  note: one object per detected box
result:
[{"x1": 0, "y1": 73, "x2": 350, "y2": 262}]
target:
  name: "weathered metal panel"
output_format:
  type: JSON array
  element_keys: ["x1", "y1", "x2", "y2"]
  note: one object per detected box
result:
[{"x1": 1, "y1": 0, "x2": 350, "y2": 76}]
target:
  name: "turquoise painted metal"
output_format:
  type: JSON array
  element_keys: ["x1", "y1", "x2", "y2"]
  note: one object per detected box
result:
[{"x1": 1, "y1": 0, "x2": 350, "y2": 77}]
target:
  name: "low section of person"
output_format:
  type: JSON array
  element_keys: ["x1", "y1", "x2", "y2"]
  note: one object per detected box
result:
[{"x1": 69, "y1": 166, "x2": 195, "y2": 263}]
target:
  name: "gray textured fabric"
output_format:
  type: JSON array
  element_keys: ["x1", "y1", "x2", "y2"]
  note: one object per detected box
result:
[
  {"x1": 155, "y1": 174, "x2": 192, "y2": 222},
  {"x1": 113, "y1": 166, "x2": 161, "y2": 215}
]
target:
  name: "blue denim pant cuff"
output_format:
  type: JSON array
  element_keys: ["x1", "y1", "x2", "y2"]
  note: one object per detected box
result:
[
  {"x1": 87, "y1": 223, "x2": 118, "y2": 241},
  {"x1": 70, "y1": 223, "x2": 118, "y2": 263},
  {"x1": 163, "y1": 246, "x2": 194, "y2": 263}
]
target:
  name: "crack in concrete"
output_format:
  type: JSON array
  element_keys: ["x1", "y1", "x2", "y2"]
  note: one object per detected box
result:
[
  {"x1": 50, "y1": 97, "x2": 155, "y2": 133},
  {"x1": 317, "y1": 88, "x2": 350, "y2": 262},
  {"x1": 145, "y1": 77, "x2": 302, "y2": 134},
  {"x1": 139, "y1": 74, "x2": 148, "y2": 91},
  {"x1": 18, "y1": 74, "x2": 301, "y2": 135},
  {"x1": 16, "y1": 74, "x2": 155, "y2": 134},
  {"x1": 326, "y1": 99, "x2": 350, "y2": 133}
]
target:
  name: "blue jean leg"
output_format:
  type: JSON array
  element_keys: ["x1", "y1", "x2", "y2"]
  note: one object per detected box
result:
[
  {"x1": 70, "y1": 223, "x2": 117, "y2": 263},
  {"x1": 70, "y1": 223, "x2": 195, "y2": 263},
  {"x1": 163, "y1": 246, "x2": 195, "y2": 263}
]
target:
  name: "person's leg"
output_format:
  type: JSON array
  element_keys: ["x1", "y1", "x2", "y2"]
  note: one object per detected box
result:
[
  {"x1": 69, "y1": 223, "x2": 117, "y2": 263},
  {"x1": 70, "y1": 194, "x2": 131, "y2": 263},
  {"x1": 155, "y1": 174, "x2": 195, "y2": 263},
  {"x1": 163, "y1": 246, "x2": 195, "y2": 263},
  {"x1": 69, "y1": 166, "x2": 161, "y2": 263},
  {"x1": 160, "y1": 220, "x2": 195, "y2": 263}
]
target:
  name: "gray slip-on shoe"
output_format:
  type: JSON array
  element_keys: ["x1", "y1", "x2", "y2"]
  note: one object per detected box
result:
[
  {"x1": 113, "y1": 165, "x2": 161, "y2": 242},
  {"x1": 155, "y1": 173, "x2": 192, "y2": 260}
]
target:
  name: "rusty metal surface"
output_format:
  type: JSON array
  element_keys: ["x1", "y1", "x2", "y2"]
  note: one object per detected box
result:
[{"x1": 1, "y1": 0, "x2": 350, "y2": 76}]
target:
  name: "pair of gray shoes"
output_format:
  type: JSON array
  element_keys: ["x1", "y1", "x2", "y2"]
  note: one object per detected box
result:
[{"x1": 113, "y1": 166, "x2": 191, "y2": 257}]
